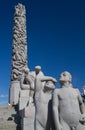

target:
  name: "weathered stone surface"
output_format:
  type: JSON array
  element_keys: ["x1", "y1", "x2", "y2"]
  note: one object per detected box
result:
[
  {"x1": 9, "y1": 3, "x2": 28, "y2": 105},
  {"x1": 11, "y1": 3, "x2": 28, "y2": 81},
  {"x1": 10, "y1": 81, "x2": 20, "y2": 105}
]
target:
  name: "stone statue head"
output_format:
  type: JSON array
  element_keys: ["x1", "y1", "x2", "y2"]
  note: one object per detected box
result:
[
  {"x1": 59, "y1": 71, "x2": 72, "y2": 84},
  {"x1": 44, "y1": 81, "x2": 56, "y2": 91},
  {"x1": 35, "y1": 65, "x2": 41, "y2": 75}
]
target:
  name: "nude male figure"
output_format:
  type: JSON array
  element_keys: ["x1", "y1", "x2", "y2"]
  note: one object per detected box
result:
[
  {"x1": 35, "y1": 76, "x2": 57, "y2": 130},
  {"x1": 52, "y1": 71, "x2": 85, "y2": 130},
  {"x1": 20, "y1": 67, "x2": 35, "y2": 104}
]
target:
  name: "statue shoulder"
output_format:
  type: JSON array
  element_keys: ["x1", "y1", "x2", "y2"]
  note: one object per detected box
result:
[{"x1": 53, "y1": 89, "x2": 60, "y2": 96}]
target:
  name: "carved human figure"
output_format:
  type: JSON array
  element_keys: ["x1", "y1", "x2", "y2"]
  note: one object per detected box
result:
[
  {"x1": 20, "y1": 67, "x2": 35, "y2": 103},
  {"x1": 35, "y1": 66, "x2": 44, "y2": 77},
  {"x1": 35, "y1": 76, "x2": 57, "y2": 130},
  {"x1": 52, "y1": 71, "x2": 85, "y2": 130},
  {"x1": 31, "y1": 65, "x2": 44, "y2": 79}
]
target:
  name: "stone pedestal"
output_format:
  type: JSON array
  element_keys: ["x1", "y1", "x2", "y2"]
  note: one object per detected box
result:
[{"x1": 9, "y1": 81, "x2": 20, "y2": 105}]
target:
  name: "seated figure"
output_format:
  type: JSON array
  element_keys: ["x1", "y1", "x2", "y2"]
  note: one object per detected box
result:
[
  {"x1": 52, "y1": 71, "x2": 85, "y2": 130},
  {"x1": 35, "y1": 75, "x2": 57, "y2": 130}
]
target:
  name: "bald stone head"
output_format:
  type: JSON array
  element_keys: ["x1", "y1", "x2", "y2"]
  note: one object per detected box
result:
[
  {"x1": 59, "y1": 71, "x2": 72, "y2": 85},
  {"x1": 35, "y1": 65, "x2": 41, "y2": 75}
]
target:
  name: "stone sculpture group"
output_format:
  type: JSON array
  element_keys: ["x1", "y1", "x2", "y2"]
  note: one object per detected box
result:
[
  {"x1": 11, "y1": 65, "x2": 85, "y2": 130},
  {"x1": 9, "y1": 3, "x2": 85, "y2": 130}
]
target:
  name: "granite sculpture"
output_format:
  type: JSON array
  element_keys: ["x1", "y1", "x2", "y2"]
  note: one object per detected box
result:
[
  {"x1": 21, "y1": 66, "x2": 44, "y2": 130},
  {"x1": 19, "y1": 65, "x2": 44, "y2": 111},
  {"x1": 9, "y1": 3, "x2": 28, "y2": 105},
  {"x1": 19, "y1": 67, "x2": 35, "y2": 112},
  {"x1": 11, "y1": 3, "x2": 27, "y2": 81},
  {"x1": 52, "y1": 71, "x2": 85, "y2": 130},
  {"x1": 8, "y1": 3, "x2": 85, "y2": 130},
  {"x1": 35, "y1": 76, "x2": 56, "y2": 130}
]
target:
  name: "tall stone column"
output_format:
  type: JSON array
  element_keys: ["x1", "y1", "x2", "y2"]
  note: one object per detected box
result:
[{"x1": 9, "y1": 3, "x2": 28, "y2": 105}]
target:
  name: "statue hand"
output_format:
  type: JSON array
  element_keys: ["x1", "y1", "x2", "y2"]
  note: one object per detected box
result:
[{"x1": 79, "y1": 114, "x2": 85, "y2": 125}]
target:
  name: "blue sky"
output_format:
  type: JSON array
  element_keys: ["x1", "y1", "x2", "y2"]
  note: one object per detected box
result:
[{"x1": 0, "y1": 0, "x2": 85, "y2": 104}]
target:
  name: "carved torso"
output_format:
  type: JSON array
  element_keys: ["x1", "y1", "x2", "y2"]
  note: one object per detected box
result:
[
  {"x1": 35, "y1": 84, "x2": 54, "y2": 128},
  {"x1": 55, "y1": 87, "x2": 81, "y2": 127}
]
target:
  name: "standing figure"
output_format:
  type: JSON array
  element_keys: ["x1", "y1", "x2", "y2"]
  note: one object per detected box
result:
[
  {"x1": 52, "y1": 71, "x2": 85, "y2": 130},
  {"x1": 31, "y1": 65, "x2": 44, "y2": 78},
  {"x1": 35, "y1": 66, "x2": 44, "y2": 77},
  {"x1": 35, "y1": 76, "x2": 57, "y2": 130},
  {"x1": 20, "y1": 67, "x2": 35, "y2": 104}
]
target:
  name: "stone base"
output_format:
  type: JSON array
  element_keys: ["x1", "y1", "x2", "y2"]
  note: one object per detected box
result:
[
  {"x1": 21, "y1": 117, "x2": 34, "y2": 130},
  {"x1": 9, "y1": 81, "x2": 20, "y2": 105}
]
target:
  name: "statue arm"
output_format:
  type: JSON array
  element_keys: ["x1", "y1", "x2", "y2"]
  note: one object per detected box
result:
[
  {"x1": 35, "y1": 76, "x2": 57, "y2": 93},
  {"x1": 52, "y1": 90, "x2": 62, "y2": 130},
  {"x1": 40, "y1": 76, "x2": 57, "y2": 83}
]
